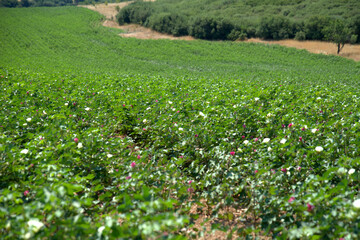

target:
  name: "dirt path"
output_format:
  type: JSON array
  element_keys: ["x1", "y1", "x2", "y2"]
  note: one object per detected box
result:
[{"x1": 80, "y1": 2, "x2": 359, "y2": 61}]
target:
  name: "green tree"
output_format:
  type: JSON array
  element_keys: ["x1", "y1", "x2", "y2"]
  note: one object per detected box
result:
[{"x1": 323, "y1": 19, "x2": 352, "y2": 54}]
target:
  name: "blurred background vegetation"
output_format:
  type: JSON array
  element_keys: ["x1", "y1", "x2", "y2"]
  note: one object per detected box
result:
[{"x1": 116, "y1": 0, "x2": 360, "y2": 43}]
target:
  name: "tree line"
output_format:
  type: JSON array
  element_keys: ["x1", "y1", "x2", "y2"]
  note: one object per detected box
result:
[{"x1": 117, "y1": 1, "x2": 359, "y2": 52}]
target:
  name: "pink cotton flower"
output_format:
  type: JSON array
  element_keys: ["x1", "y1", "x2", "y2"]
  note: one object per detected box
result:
[
  {"x1": 123, "y1": 104, "x2": 126, "y2": 107},
  {"x1": 242, "y1": 124, "x2": 246, "y2": 128},
  {"x1": 187, "y1": 187, "x2": 194, "y2": 193},
  {"x1": 281, "y1": 168, "x2": 287, "y2": 173},
  {"x1": 288, "y1": 197, "x2": 295, "y2": 203},
  {"x1": 254, "y1": 170, "x2": 258, "y2": 174},
  {"x1": 195, "y1": 134, "x2": 198, "y2": 137},
  {"x1": 131, "y1": 162, "x2": 136, "y2": 168},
  {"x1": 230, "y1": 151, "x2": 235, "y2": 156},
  {"x1": 242, "y1": 135, "x2": 245, "y2": 139},
  {"x1": 137, "y1": 155, "x2": 141, "y2": 159},
  {"x1": 126, "y1": 176, "x2": 131, "y2": 180},
  {"x1": 24, "y1": 190, "x2": 29, "y2": 196},
  {"x1": 143, "y1": 128, "x2": 146, "y2": 131},
  {"x1": 288, "y1": 123, "x2": 293, "y2": 128},
  {"x1": 74, "y1": 138, "x2": 79, "y2": 143},
  {"x1": 307, "y1": 203, "x2": 315, "y2": 212},
  {"x1": 188, "y1": 180, "x2": 192, "y2": 184},
  {"x1": 179, "y1": 155, "x2": 184, "y2": 158},
  {"x1": 254, "y1": 138, "x2": 259, "y2": 142},
  {"x1": 299, "y1": 137, "x2": 303, "y2": 142}
]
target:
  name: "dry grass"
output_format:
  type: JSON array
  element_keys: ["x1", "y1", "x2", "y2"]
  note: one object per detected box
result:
[{"x1": 246, "y1": 38, "x2": 360, "y2": 61}]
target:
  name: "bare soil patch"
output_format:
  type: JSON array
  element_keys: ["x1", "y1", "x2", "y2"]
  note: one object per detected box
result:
[
  {"x1": 80, "y1": 2, "x2": 132, "y2": 20},
  {"x1": 246, "y1": 38, "x2": 360, "y2": 61}
]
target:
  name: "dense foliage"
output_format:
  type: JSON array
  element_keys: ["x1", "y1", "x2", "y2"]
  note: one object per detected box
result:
[
  {"x1": 1, "y1": 6, "x2": 360, "y2": 239},
  {"x1": 0, "y1": 0, "x2": 129, "y2": 8},
  {"x1": 117, "y1": 0, "x2": 360, "y2": 43}
]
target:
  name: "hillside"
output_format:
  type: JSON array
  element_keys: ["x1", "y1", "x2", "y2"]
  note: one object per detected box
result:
[
  {"x1": 117, "y1": 0, "x2": 360, "y2": 42},
  {"x1": 1, "y1": 6, "x2": 360, "y2": 240}
]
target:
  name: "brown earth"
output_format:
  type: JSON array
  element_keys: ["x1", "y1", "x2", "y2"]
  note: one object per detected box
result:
[
  {"x1": 246, "y1": 38, "x2": 360, "y2": 61},
  {"x1": 81, "y1": 2, "x2": 360, "y2": 61}
]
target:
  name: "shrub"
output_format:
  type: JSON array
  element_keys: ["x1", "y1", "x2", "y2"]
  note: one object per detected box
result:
[
  {"x1": 349, "y1": 16, "x2": 360, "y2": 43},
  {"x1": 304, "y1": 16, "x2": 332, "y2": 40},
  {"x1": 0, "y1": 0, "x2": 18, "y2": 7},
  {"x1": 294, "y1": 31, "x2": 306, "y2": 41},
  {"x1": 189, "y1": 17, "x2": 234, "y2": 40},
  {"x1": 117, "y1": 2, "x2": 153, "y2": 25},
  {"x1": 146, "y1": 12, "x2": 188, "y2": 36},
  {"x1": 227, "y1": 29, "x2": 247, "y2": 41},
  {"x1": 257, "y1": 16, "x2": 294, "y2": 40},
  {"x1": 350, "y1": 34, "x2": 358, "y2": 44}
]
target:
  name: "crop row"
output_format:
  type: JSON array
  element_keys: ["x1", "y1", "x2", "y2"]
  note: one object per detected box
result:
[{"x1": 1, "y1": 68, "x2": 360, "y2": 238}]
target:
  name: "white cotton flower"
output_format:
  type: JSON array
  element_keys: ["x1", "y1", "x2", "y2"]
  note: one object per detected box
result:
[
  {"x1": 21, "y1": 149, "x2": 29, "y2": 154},
  {"x1": 85, "y1": 107, "x2": 90, "y2": 111},
  {"x1": 179, "y1": 128, "x2": 184, "y2": 131},
  {"x1": 243, "y1": 140, "x2": 249, "y2": 145},
  {"x1": 315, "y1": 146, "x2": 323, "y2": 152},
  {"x1": 107, "y1": 154, "x2": 113, "y2": 158},
  {"x1": 348, "y1": 169, "x2": 356, "y2": 175},
  {"x1": 304, "y1": 125, "x2": 308, "y2": 129},
  {"x1": 199, "y1": 112, "x2": 205, "y2": 117},
  {"x1": 353, "y1": 199, "x2": 360, "y2": 208},
  {"x1": 28, "y1": 219, "x2": 44, "y2": 233},
  {"x1": 65, "y1": 103, "x2": 68, "y2": 106},
  {"x1": 23, "y1": 123, "x2": 27, "y2": 126},
  {"x1": 23, "y1": 232, "x2": 32, "y2": 240},
  {"x1": 268, "y1": 147, "x2": 272, "y2": 152},
  {"x1": 43, "y1": 110, "x2": 47, "y2": 115},
  {"x1": 311, "y1": 128, "x2": 317, "y2": 133},
  {"x1": 26, "y1": 118, "x2": 32, "y2": 122},
  {"x1": 98, "y1": 226, "x2": 106, "y2": 236},
  {"x1": 168, "y1": 101, "x2": 173, "y2": 104},
  {"x1": 77, "y1": 143, "x2": 83, "y2": 149},
  {"x1": 143, "y1": 119, "x2": 147, "y2": 123},
  {"x1": 254, "y1": 97, "x2": 260, "y2": 101},
  {"x1": 263, "y1": 138, "x2": 270, "y2": 143},
  {"x1": 280, "y1": 139, "x2": 287, "y2": 144}
]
